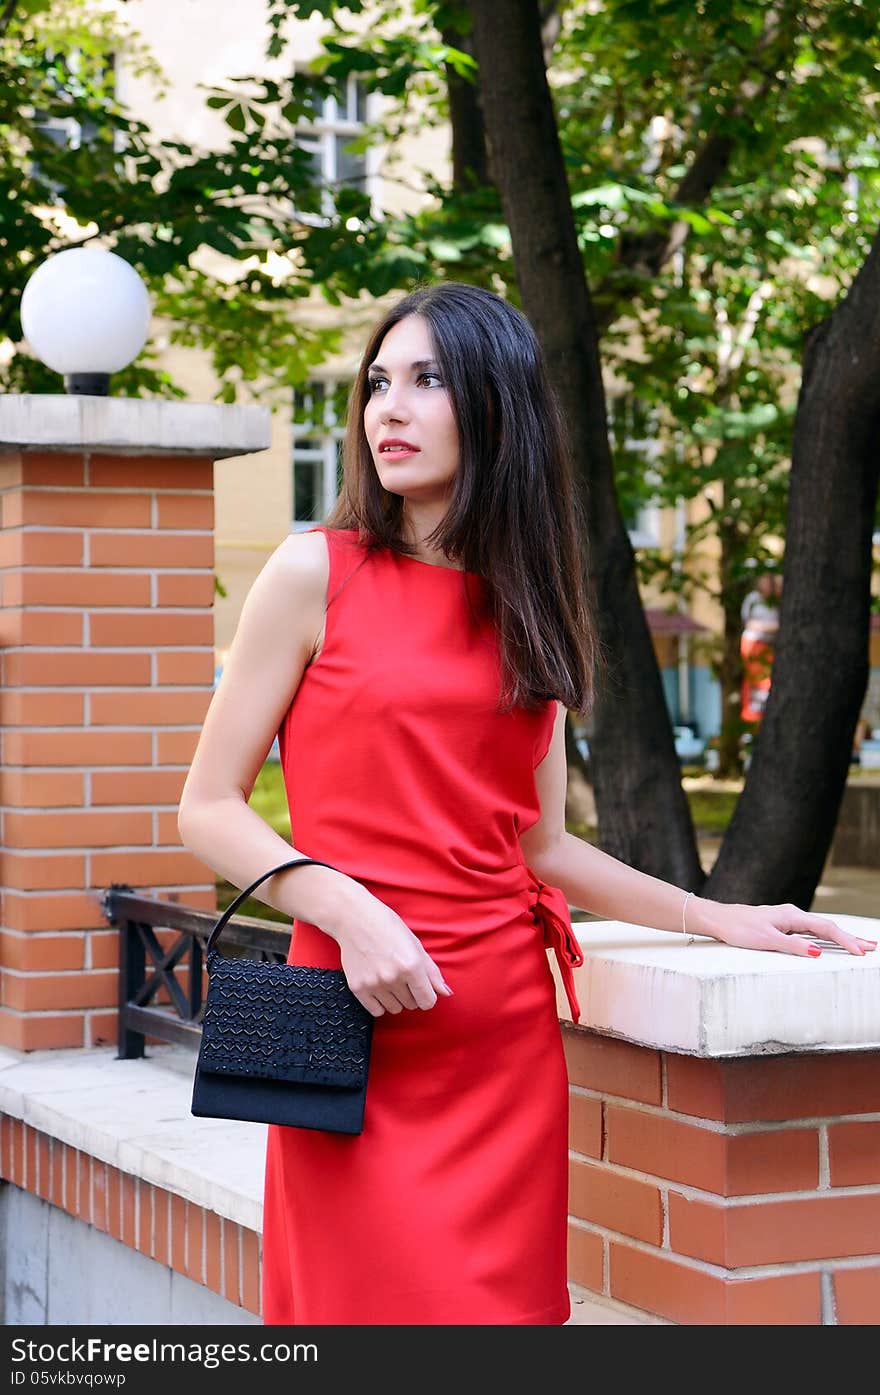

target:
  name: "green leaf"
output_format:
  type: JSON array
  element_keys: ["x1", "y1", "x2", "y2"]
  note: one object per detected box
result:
[{"x1": 572, "y1": 183, "x2": 656, "y2": 210}]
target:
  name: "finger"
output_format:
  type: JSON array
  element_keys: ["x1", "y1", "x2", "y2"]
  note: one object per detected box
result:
[
  {"x1": 775, "y1": 933, "x2": 823, "y2": 958},
  {"x1": 374, "y1": 991, "x2": 404, "y2": 1014},
  {"x1": 358, "y1": 992, "x2": 386, "y2": 1019},
  {"x1": 798, "y1": 935, "x2": 877, "y2": 953},
  {"x1": 799, "y1": 931, "x2": 879, "y2": 947},
  {"x1": 804, "y1": 925, "x2": 872, "y2": 956},
  {"x1": 392, "y1": 983, "x2": 422, "y2": 1011},
  {"x1": 782, "y1": 915, "x2": 874, "y2": 957},
  {"x1": 407, "y1": 977, "x2": 439, "y2": 1011},
  {"x1": 361, "y1": 985, "x2": 405, "y2": 1015},
  {"x1": 425, "y1": 961, "x2": 453, "y2": 998}
]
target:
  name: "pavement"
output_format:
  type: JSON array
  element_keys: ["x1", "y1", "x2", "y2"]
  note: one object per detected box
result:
[
  {"x1": 802, "y1": 860, "x2": 879, "y2": 919},
  {"x1": 697, "y1": 837, "x2": 879, "y2": 920}
]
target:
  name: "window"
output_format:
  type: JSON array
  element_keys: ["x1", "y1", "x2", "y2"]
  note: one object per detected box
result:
[
  {"x1": 293, "y1": 75, "x2": 371, "y2": 220},
  {"x1": 30, "y1": 50, "x2": 118, "y2": 196},
  {"x1": 32, "y1": 51, "x2": 115, "y2": 152},
  {"x1": 291, "y1": 380, "x2": 348, "y2": 528},
  {"x1": 608, "y1": 392, "x2": 662, "y2": 548},
  {"x1": 622, "y1": 494, "x2": 662, "y2": 549}
]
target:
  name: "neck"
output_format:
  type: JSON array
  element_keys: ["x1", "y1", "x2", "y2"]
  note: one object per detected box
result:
[{"x1": 401, "y1": 503, "x2": 454, "y2": 566}]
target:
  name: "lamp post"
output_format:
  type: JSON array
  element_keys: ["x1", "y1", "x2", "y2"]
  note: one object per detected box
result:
[{"x1": 20, "y1": 245, "x2": 151, "y2": 395}]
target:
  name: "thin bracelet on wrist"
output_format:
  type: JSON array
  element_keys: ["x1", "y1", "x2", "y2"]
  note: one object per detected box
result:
[{"x1": 682, "y1": 889, "x2": 696, "y2": 944}]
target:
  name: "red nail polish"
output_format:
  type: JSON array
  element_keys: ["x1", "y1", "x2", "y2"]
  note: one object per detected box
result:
[{"x1": 807, "y1": 946, "x2": 822, "y2": 958}]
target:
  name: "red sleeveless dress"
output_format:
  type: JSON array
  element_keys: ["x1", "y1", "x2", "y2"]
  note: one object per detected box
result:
[{"x1": 261, "y1": 526, "x2": 583, "y2": 1326}]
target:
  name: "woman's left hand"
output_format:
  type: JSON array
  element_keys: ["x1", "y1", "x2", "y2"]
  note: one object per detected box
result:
[{"x1": 692, "y1": 898, "x2": 877, "y2": 958}]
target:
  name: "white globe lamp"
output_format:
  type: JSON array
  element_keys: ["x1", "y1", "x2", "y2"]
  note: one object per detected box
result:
[{"x1": 20, "y1": 246, "x2": 152, "y2": 396}]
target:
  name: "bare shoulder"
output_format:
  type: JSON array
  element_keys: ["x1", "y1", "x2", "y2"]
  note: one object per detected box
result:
[
  {"x1": 232, "y1": 527, "x2": 330, "y2": 669},
  {"x1": 263, "y1": 527, "x2": 330, "y2": 601}
]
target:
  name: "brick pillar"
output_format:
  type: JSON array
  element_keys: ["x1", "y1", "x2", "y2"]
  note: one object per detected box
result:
[{"x1": 0, "y1": 396, "x2": 270, "y2": 1051}]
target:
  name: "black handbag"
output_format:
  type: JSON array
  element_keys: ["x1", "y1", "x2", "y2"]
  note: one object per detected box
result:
[{"x1": 190, "y1": 856, "x2": 374, "y2": 1135}]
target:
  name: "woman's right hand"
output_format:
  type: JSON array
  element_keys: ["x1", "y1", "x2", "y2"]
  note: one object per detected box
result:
[{"x1": 327, "y1": 883, "x2": 453, "y2": 1017}]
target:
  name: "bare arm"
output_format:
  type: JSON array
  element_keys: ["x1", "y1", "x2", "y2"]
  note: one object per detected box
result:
[
  {"x1": 178, "y1": 529, "x2": 347, "y2": 925},
  {"x1": 519, "y1": 703, "x2": 875, "y2": 959},
  {"x1": 178, "y1": 530, "x2": 452, "y2": 1015}
]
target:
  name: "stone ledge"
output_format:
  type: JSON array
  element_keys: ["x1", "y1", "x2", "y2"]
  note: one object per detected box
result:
[
  {"x1": 0, "y1": 1042, "x2": 658, "y2": 1325},
  {"x1": 0, "y1": 1043, "x2": 264, "y2": 1230},
  {"x1": 0, "y1": 395, "x2": 271, "y2": 458},
  {"x1": 2, "y1": 917, "x2": 878, "y2": 1274},
  {"x1": 559, "y1": 912, "x2": 880, "y2": 1056}
]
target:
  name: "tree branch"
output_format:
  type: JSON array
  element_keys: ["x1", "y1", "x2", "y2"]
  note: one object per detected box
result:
[
  {"x1": 594, "y1": 1, "x2": 802, "y2": 329},
  {"x1": 540, "y1": 1, "x2": 562, "y2": 62},
  {"x1": 0, "y1": 0, "x2": 18, "y2": 40},
  {"x1": 440, "y1": 23, "x2": 491, "y2": 191}
]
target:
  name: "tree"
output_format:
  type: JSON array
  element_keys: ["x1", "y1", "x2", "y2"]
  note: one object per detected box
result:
[
  {"x1": 5, "y1": 0, "x2": 879, "y2": 905},
  {"x1": 245, "y1": 3, "x2": 880, "y2": 809},
  {"x1": 466, "y1": 0, "x2": 880, "y2": 904},
  {"x1": 0, "y1": 0, "x2": 341, "y2": 399},
  {"x1": 259, "y1": 0, "x2": 880, "y2": 902}
]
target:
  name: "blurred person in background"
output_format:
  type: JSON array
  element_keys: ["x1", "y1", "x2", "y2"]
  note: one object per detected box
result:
[{"x1": 741, "y1": 571, "x2": 782, "y2": 724}]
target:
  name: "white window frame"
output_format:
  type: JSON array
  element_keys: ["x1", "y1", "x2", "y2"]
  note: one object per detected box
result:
[
  {"x1": 622, "y1": 446, "x2": 662, "y2": 548},
  {"x1": 293, "y1": 74, "x2": 378, "y2": 221},
  {"x1": 607, "y1": 395, "x2": 663, "y2": 548},
  {"x1": 291, "y1": 379, "x2": 347, "y2": 529}
]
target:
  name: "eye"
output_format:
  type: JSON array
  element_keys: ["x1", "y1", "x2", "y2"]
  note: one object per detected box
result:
[
  {"x1": 417, "y1": 372, "x2": 443, "y2": 388},
  {"x1": 367, "y1": 375, "x2": 388, "y2": 394}
]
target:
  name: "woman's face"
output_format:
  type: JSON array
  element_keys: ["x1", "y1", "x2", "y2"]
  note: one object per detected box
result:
[{"x1": 363, "y1": 314, "x2": 460, "y2": 504}]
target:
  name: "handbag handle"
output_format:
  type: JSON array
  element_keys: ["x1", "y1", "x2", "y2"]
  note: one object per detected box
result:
[{"x1": 206, "y1": 856, "x2": 340, "y2": 955}]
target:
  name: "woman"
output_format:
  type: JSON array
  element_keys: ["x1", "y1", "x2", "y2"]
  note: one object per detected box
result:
[
  {"x1": 740, "y1": 572, "x2": 781, "y2": 723},
  {"x1": 178, "y1": 282, "x2": 874, "y2": 1326}
]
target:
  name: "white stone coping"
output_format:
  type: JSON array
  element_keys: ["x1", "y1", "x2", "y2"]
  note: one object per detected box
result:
[
  {"x1": 0, "y1": 914, "x2": 878, "y2": 1238},
  {"x1": 0, "y1": 395, "x2": 271, "y2": 459},
  {"x1": 0, "y1": 1042, "x2": 654, "y2": 1323},
  {"x1": 558, "y1": 912, "x2": 880, "y2": 1056},
  {"x1": 0, "y1": 1043, "x2": 265, "y2": 1231}
]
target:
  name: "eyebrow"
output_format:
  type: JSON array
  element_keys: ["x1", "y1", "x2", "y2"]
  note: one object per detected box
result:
[{"x1": 367, "y1": 358, "x2": 440, "y2": 374}]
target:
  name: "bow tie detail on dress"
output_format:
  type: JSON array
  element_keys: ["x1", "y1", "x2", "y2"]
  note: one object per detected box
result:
[{"x1": 526, "y1": 870, "x2": 584, "y2": 1024}]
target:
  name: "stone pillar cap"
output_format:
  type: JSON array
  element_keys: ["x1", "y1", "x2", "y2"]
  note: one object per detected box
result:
[{"x1": 0, "y1": 394, "x2": 271, "y2": 459}]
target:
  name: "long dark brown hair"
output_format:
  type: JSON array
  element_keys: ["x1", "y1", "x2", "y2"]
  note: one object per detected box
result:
[{"x1": 325, "y1": 281, "x2": 603, "y2": 718}]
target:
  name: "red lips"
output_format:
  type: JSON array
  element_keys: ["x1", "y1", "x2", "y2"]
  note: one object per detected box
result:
[{"x1": 378, "y1": 438, "x2": 420, "y2": 453}]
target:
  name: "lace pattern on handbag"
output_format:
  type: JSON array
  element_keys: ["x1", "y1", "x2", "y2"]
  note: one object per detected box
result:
[{"x1": 200, "y1": 950, "x2": 372, "y2": 1089}]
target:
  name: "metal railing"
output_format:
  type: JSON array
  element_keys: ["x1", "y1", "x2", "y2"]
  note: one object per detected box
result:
[{"x1": 100, "y1": 884, "x2": 290, "y2": 1060}]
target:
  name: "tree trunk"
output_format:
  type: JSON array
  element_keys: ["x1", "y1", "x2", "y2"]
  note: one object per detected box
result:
[
  {"x1": 706, "y1": 226, "x2": 880, "y2": 905},
  {"x1": 716, "y1": 501, "x2": 749, "y2": 780},
  {"x1": 469, "y1": 0, "x2": 702, "y2": 887},
  {"x1": 441, "y1": 10, "x2": 591, "y2": 794},
  {"x1": 440, "y1": 25, "x2": 491, "y2": 191}
]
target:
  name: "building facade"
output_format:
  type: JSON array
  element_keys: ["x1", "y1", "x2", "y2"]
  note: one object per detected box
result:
[{"x1": 112, "y1": 1, "x2": 879, "y2": 748}]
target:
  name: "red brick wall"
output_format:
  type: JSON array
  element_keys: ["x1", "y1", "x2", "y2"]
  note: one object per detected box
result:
[
  {"x1": 4, "y1": 1031, "x2": 878, "y2": 1325},
  {"x1": 0, "y1": 451, "x2": 218, "y2": 1050},
  {"x1": 564, "y1": 1029, "x2": 880, "y2": 1324},
  {"x1": 0, "y1": 1114, "x2": 259, "y2": 1314}
]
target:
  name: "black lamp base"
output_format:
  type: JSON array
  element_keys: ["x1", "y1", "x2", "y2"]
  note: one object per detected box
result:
[{"x1": 65, "y1": 372, "x2": 110, "y2": 396}]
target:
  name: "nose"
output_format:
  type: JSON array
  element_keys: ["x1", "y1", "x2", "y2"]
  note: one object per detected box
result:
[{"x1": 378, "y1": 382, "x2": 409, "y2": 424}]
